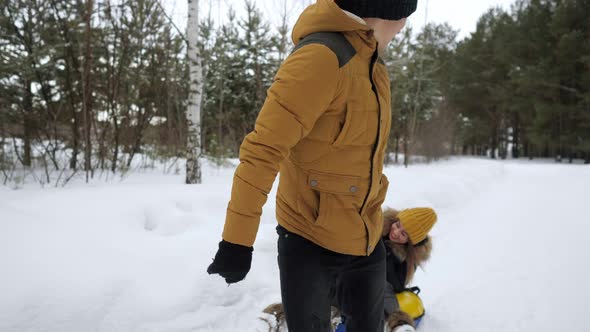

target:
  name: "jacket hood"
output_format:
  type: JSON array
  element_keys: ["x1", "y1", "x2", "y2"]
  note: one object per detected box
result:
[{"x1": 292, "y1": 0, "x2": 371, "y2": 45}]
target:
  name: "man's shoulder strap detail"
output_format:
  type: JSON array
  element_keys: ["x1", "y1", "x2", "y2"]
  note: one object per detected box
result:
[{"x1": 292, "y1": 32, "x2": 356, "y2": 68}]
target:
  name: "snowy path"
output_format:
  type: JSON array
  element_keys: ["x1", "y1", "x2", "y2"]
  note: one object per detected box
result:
[
  {"x1": 0, "y1": 159, "x2": 588, "y2": 331},
  {"x1": 416, "y1": 162, "x2": 590, "y2": 332}
]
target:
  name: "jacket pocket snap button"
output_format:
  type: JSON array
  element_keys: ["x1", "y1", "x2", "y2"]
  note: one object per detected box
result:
[
  {"x1": 349, "y1": 186, "x2": 358, "y2": 193},
  {"x1": 310, "y1": 180, "x2": 318, "y2": 187}
]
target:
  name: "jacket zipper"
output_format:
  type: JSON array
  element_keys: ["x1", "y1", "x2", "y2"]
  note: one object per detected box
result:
[{"x1": 360, "y1": 49, "x2": 382, "y2": 216}]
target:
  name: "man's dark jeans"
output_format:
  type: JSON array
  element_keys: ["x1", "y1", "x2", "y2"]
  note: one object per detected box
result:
[{"x1": 276, "y1": 225, "x2": 386, "y2": 332}]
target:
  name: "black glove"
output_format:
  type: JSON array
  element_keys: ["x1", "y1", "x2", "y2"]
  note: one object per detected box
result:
[{"x1": 207, "y1": 240, "x2": 253, "y2": 284}]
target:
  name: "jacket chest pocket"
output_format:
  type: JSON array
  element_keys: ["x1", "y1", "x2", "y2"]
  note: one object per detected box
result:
[
  {"x1": 297, "y1": 169, "x2": 364, "y2": 227},
  {"x1": 332, "y1": 98, "x2": 379, "y2": 148},
  {"x1": 289, "y1": 113, "x2": 343, "y2": 164}
]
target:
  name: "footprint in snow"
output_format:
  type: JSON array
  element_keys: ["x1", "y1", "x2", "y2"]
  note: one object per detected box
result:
[{"x1": 143, "y1": 202, "x2": 197, "y2": 236}]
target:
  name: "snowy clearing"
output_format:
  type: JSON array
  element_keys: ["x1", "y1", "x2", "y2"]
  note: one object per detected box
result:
[{"x1": 1, "y1": 158, "x2": 589, "y2": 332}]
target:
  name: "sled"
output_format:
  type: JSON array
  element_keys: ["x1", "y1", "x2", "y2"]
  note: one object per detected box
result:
[{"x1": 335, "y1": 287, "x2": 425, "y2": 331}]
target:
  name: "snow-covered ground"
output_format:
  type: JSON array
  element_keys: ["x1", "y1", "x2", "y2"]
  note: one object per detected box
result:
[{"x1": 1, "y1": 158, "x2": 589, "y2": 332}]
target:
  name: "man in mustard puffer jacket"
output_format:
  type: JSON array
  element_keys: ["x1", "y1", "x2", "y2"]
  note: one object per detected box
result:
[{"x1": 208, "y1": 1, "x2": 417, "y2": 331}]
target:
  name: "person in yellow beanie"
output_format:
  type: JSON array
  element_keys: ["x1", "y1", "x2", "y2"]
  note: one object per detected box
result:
[{"x1": 380, "y1": 207, "x2": 437, "y2": 332}]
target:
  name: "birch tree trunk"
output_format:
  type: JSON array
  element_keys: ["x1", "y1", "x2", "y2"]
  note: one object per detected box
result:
[{"x1": 185, "y1": 0, "x2": 203, "y2": 184}]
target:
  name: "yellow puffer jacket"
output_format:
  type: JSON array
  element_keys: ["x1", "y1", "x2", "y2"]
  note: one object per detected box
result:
[{"x1": 222, "y1": 0, "x2": 391, "y2": 256}]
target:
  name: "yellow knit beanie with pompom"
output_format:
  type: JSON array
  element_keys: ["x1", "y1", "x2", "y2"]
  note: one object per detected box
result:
[{"x1": 398, "y1": 208, "x2": 437, "y2": 245}]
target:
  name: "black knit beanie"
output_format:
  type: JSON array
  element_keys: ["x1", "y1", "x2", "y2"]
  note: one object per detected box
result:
[{"x1": 335, "y1": 0, "x2": 418, "y2": 20}]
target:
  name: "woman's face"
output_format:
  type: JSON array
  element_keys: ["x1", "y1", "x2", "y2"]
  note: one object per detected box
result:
[{"x1": 389, "y1": 220, "x2": 409, "y2": 244}]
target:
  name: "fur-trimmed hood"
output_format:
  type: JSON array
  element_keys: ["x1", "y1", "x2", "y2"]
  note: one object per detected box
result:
[{"x1": 386, "y1": 236, "x2": 432, "y2": 266}]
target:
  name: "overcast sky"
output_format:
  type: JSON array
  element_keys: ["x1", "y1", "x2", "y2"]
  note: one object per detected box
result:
[{"x1": 163, "y1": 0, "x2": 517, "y2": 40}]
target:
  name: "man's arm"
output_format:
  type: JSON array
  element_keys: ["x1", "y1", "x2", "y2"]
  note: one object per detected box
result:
[{"x1": 222, "y1": 43, "x2": 341, "y2": 247}]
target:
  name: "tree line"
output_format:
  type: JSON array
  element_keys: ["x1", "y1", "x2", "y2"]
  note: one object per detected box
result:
[
  {"x1": 1, "y1": 0, "x2": 588, "y2": 186},
  {"x1": 0, "y1": 0, "x2": 285, "y2": 184},
  {"x1": 386, "y1": 0, "x2": 589, "y2": 164}
]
